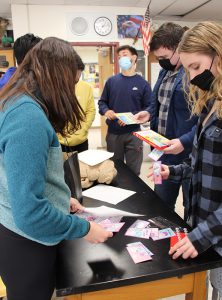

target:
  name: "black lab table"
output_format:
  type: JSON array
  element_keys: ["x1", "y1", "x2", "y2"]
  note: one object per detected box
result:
[{"x1": 56, "y1": 160, "x2": 222, "y2": 300}]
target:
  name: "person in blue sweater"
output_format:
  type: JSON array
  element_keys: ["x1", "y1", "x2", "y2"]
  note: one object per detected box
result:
[
  {"x1": 0, "y1": 37, "x2": 112, "y2": 300},
  {"x1": 147, "y1": 23, "x2": 198, "y2": 218},
  {"x1": 98, "y1": 45, "x2": 152, "y2": 175},
  {"x1": 0, "y1": 33, "x2": 42, "y2": 89}
]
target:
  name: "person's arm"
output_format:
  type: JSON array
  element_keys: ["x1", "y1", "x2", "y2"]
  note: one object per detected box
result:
[
  {"x1": 98, "y1": 79, "x2": 116, "y2": 120},
  {"x1": 188, "y1": 202, "x2": 222, "y2": 254},
  {"x1": 0, "y1": 102, "x2": 90, "y2": 244},
  {"x1": 98, "y1": 80, "x2": 111, "y2": 115},
  {"x1": 147, "y1": 159, "x2": 192, "y2": 184},
  {"x1": 134, "y1": 111, "x2": 150, "y2": 124},
  {"x1": 140, "y1": 81, "x2": 152, "y2": 115},
  {"x1": 169, "y1": 199, "x2": 222, "y2": 258},
  {"x1": 81, "y1": 85, "x2": 96, "y2": 132},
  {"x1": 170, "y1": 138, "x2": 222, "y2": 256},
  {"x1": 142, "y1": 82, "x2": 152, "y2": 112},
  {"x1": 164, "y1": 125, "x2": 197, "y2": 155},
  {"x1": 0, "y1": 68, "x2": 16, "y2": 89},
  {"x1": 168, "y1": 158, "x2": 192, "y2": 183},
  {"x1": 188, "y1": 140, "x2": 222, "y2": 254},
  {"x1": 134, "y1": 82, "x2": 152, "y2": 123},
  {"x1": 179, "y1": 124, "x2": 197, "y2": 151}
]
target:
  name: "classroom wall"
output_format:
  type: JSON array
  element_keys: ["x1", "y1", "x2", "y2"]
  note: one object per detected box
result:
[
  {"x1": 11, "y1": 4, "x2": 197, "y2": 49},
  {"x1": 10, "y1": 4, "x2": 197, "y2": 129}
]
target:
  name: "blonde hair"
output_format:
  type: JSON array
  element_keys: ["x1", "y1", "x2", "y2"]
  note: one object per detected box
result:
[{"x1": 178, "y1": 21, "x2": 222, "y2": 118}]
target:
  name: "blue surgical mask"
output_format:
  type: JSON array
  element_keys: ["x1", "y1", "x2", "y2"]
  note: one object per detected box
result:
[{"x1": 119, "y1": 56, "x2": 132, "y2": 71}]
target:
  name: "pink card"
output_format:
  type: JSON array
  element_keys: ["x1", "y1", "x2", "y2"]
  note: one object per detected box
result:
[
  {"x1": 152, "y1": 228, "x2": 175, "y2": 241},
  {"x1": 127, "y1": 242, "x2": 154, "y2": 256},
  {"x1": 128, "y1": 220, "x2": 150, "y2": 229},
  {"x1": 125, "y1": 228, "x2": 151, "y2": 239},
  {"x1": 126, "y1": 243, "x2": 152, "y2": 263},
  {"x1": 150, "y1": 228, "x2": 159, "y2": 240},
  {"x1": 98, "y1": 219, "x2": 112, "y2": 225},
  {"x1": 153, "y1": 161, "x2": 162, "y2": 184},
  {"x1": 100, "y1": 222, "x2": 125, "y2": 232},
  {"x1": 95, "y1": 216, "x2": 123, "y2": 224}
]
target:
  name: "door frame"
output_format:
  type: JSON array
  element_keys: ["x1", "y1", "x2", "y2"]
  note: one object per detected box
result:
[{"x1": 70, "y1": 42, "x2": 120, "y2": 74}]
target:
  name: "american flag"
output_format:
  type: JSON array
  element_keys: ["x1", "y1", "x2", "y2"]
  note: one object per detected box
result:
[{"x1": 141, "y1": 1, "x2": 152, "y2": 56}]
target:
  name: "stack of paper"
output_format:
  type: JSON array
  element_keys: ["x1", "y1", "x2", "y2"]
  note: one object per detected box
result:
[{"x1": 78, "y1": 149, "x2": 114, "y2": 166}]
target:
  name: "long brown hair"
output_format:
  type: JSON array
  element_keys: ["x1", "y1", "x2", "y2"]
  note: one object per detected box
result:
[
  {"x1": 0, "y1": 37, "x2": 84, "y2": 136},
  {"x1": 178, "y1": 21, "x2": 222, "y2": 118}
]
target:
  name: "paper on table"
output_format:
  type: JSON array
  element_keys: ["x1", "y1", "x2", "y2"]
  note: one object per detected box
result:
[
  {"x1": 82, "y1": 184, "x2": 136, "y2": 205},
  {"x1": 78, "y1": 149, "x2": 114, "y2": 166},
  {"x1": 84, "y1": 206, "x2": 144, "y2": 217}
]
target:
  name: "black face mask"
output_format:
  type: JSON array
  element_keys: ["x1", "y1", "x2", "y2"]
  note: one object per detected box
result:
[
  {"x1": 159, "y1": 58, "x2": 177, "y2": 71},
  {"x1": 190, "y1": 70, "x2": 215, "y2": 91},
  {"x1": 159, "y1": 49, "x2": 178, "y2": 71},
  {"x1": 190, "y1": 58, "x2": 215, "y2": 91}
]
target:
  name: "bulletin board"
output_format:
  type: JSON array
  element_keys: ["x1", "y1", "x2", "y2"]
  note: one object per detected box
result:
[
  {"x1": 82, "y1": 63, "x2": 100, "y2": 98},
  {"x1": 82, "y1": 63, "x2": 99, "y2": 88}
]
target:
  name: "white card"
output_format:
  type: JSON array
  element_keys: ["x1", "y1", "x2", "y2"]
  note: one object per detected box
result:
[
  {"x1": 83, "y1": 206, "x2": 144, "y2": 217},
  {"x1": 148, "y1": 148, "x2": 164, "y2": 161}
]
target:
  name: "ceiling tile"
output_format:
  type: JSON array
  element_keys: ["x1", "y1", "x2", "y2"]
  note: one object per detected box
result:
[
  {"x1": 183, "y1": 0, "x2": 221, "y2": 20},
  {"x1": 161, "y1": 0, "x2": 208, "y2": 16},
  {"x1": 3, "y1": 0, "x2": 222, "y2": 21}
]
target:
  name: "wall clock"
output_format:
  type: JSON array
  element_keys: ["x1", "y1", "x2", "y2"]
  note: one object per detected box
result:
[{"x1": 94, "y1": 17, "x2": 112, "y2": 36}]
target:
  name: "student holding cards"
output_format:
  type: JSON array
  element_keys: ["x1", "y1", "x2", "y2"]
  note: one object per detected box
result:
[
  {"x1": 147, "y1": 23, "x2": 198, "y2": 218},
  {"x1": 153, "y1": 22, "x2": 222, "y2": 297},
  {"x1": 98, "y1": 45, "x2": 152, "y2": 175}
]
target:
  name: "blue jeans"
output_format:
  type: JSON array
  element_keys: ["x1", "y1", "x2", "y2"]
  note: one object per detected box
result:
[{"x1": 154, "y1": 179, "x2": 190, "y2": 219}]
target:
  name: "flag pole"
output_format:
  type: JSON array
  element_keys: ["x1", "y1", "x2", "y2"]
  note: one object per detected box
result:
[{"x1": 133, "y1": 0, "x2": 152, "y2": 45}]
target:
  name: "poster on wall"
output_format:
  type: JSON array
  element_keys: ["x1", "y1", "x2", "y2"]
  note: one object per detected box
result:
[
  {"x1": 82, "y1": 63, "x2": 100, "y2": 98},
  {"x1": 117, "y1": 15, "x2": 143, "y2": 39},
  {"x1": 82, "y1": 63, "x2": 99, "y2": 87}
]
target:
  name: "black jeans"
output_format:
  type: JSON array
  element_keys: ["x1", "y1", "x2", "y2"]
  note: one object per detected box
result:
[{"x1": 0, "y1": 224, "x2": 57, "y2": 300}]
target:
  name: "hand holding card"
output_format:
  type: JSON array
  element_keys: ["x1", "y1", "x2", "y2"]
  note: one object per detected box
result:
[
  {"x1": 170, "y1": 228, "x2": 188, "y2": 248},
  {"x1": 153, "y1": 161, "x2": 162, "y2": 185}
]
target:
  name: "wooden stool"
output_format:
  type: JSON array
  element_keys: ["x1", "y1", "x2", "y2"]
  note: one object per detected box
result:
[{"x1": 0, "y1": 277, "x2": 6, "y2": 299}]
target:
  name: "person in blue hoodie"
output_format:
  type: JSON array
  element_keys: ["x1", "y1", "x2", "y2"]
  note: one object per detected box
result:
[
  {"x1": 146, "y1": 23, "x2": 198, "y2": 218},
  {"x1": 0, "y1": 37, "x2": 112, "y2": 300},
  {"x1": 0, "y1": 33, "x2": 42, "y2": 89},
  {"x1": 98, "y1": 45, "x2": 152, "y2": 175}
]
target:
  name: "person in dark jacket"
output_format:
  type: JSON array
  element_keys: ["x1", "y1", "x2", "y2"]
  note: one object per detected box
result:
[
  {"x1": 154, "y1": 21, "x2": 222, "y2": 298},
  {"x1": 0, "y1": 33, "x2": 42, "y2": 89},
  {"x1": 148, "y1": 23, "x2": 197, "y2": 217}
]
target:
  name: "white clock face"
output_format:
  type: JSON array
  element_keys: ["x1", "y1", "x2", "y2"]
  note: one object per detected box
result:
[{"x1": 94, "y1": 17, "x2": 112, "y2": 36}]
